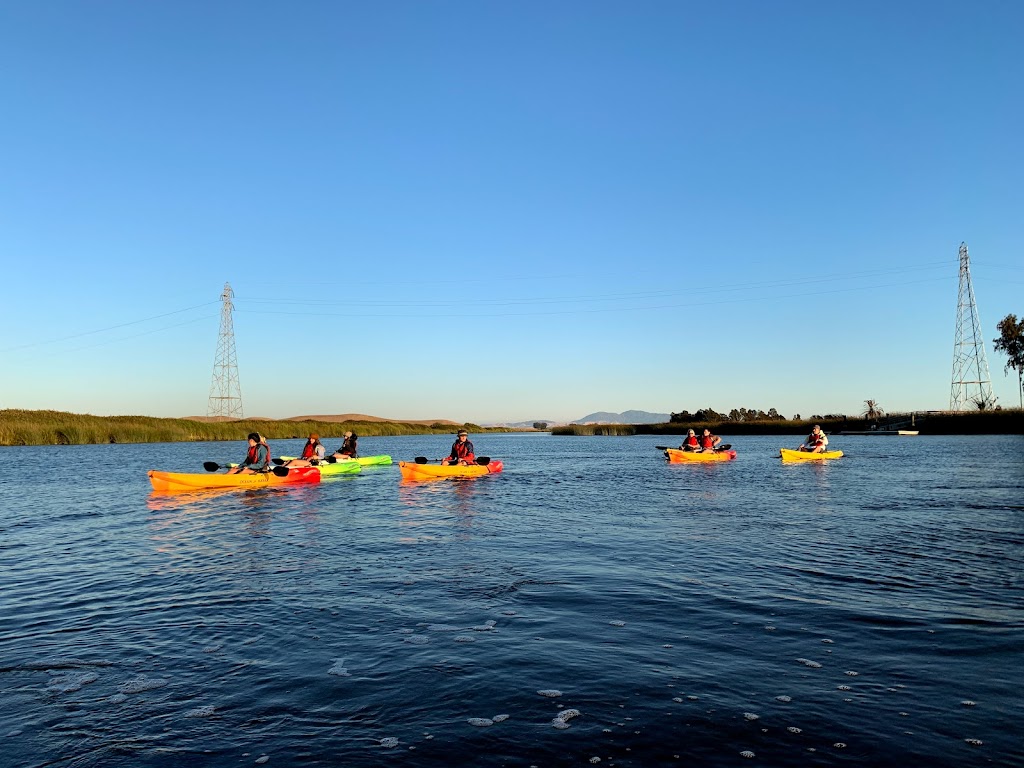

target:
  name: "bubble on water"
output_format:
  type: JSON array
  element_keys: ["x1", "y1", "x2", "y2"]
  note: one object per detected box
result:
[
  {"x1": 241, "y1": 636, "x2": 263, "y2": 645},
  {"x1": 822, "y1": 639, "x2": 833, "y2": 644},
  {"x1": 899, "y1": 712, "x2": 909, "y2": 717},
  {"x1": 453, "y1": 635, "x2": 475, "y2": 643},
  {"x1": 538, "y1": 689, "x2": 562, "y2": 698},
  {"x1": 837, "y1": 685, "x2": 851, "y2": 691},
  {"x1": 380, "y1": 737, "x2": 399, "y2": 748},
  {"x1": 845, "y1": 671, "x2": 858, "y2": 676},
  {"x1": 397, "y1": 628, "x2": 415, "y2": 634},
  {"x1": 255, "y1": 757, "x2": 269, "y2": 764},
  {"x1": 663, "y1": 644, "x2": 673, "y2": 648},
  {"x1": 47, "y1": 671, "x2": 99, "y2": 693},
  {"x1": 551, "y1": 719, "x2": 570, "y2": 729},
  {"x1": 927, "y1": 630, "x2": 935, "y2": 634},
  {"x1": 796, "y1": 658, "x2": 822, "y2": 669},
  {"x1": 424, "y1": 734, "x2": 434, "y2": 740},
  {"x1": 609, "y1": 620, "x2": 626, "y2": 627},
  {"x1": 556, "y1": 709, "x2": 581, "y2": 722},
  {"x1": 964, "y1": 738, "x2": 983, "y2": 746},
  {"x1": 425, "y1": 624, "x2": 460, "y2": 632},
  {"x1": 202, "y1": 644, "x2": 223, "y2": 654},
  {"x1": 603, "y1": 728, "x2": 612, "y2": 733},
  {"x1": 672, "y1": 697, "x2": 683, "y2": 703},
  {"x1": 765, "y1": 626, "x2": 776, "y2": 631},
  {"x1": 108, "y1": 693, "x2": 128, "y2": 704},
  {"x1": 686, "y1": 695, "x2": 699, "y2": 701},
  {"x1": 844, "y1": 698, "x2": 853, "y2": 702},
  {"x1": 740, "y1": 750, "x2": 755, "y2": 758},
  {"x1": 787, "y1": 727, "x2": 802, "y2": 734},
  {"x1": 961, "y1": 700, "x2": 976, "y2": 706},
  {"x1": 185, "y1": 705, "x2": 216, "y2": 718},
  {"x1": 775, "y1": 695, "x2": 792, "y2": 702},
  {"x1": 743, "y1": 713, "x2": 759, "y2": 721},
  {"x1": 834, "y1": 743, "x2": 846, "y2": 748},
  {"x1": 471, "y1": 624, "x2": 496, "y2": 632},
  {"x1": 589, "y1": 758, "x2": 601, "y2": 764},
  {"x1": 328, "y1": 659, "x2": 350, "y2": 677},
  {"x1": 492, "y1": 714, "x2": 509, "y2": 723},
  {"x1": 404, "y1": 635, "x2": 428, "y2": 645},
  {"x1": 501, "y1": 610, "x2": 517, "y2": 615},
  {"x1": 468, "y1": 718, "x2": 493, "y2": 727},
  {"x1": 119, "y1": 676, "x2": 169, "y2": 694}
]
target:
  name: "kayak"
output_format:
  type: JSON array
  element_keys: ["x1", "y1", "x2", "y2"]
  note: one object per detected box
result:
[
  {"x1": 779, "y1": 448, "x2": 844, "y2": 461},
  {"x1": 398, "y1": 460, "x2": 504, "y2": 481},
  {"x1": 148, "y1": 466, "x2": 321, "y2": 492},
  {"x1": 665, "y1": 447, "x2": 737, "y2": 463},
  {"x1": 316, "y1": 460, "x2": 361, "y2": 476},
  {"x1": 279, "y1": 454, "x2": 392, "y2": 467}
]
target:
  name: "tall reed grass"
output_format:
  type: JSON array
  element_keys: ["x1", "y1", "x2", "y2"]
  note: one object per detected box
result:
[{"x1": 0, "y1": 410, "x2": 511, "y2": 446}]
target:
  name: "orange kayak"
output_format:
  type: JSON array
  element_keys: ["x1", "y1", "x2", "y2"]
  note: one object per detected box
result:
[
  {"x1": 664, "y1": 447, "x2": 737, "y2": 463},
  {"x1": 398, "y1": 460, "x2": 504, "y2": 481},
  {"x1": 148, "y1": 466, "x2": 321, "y2": 492}
]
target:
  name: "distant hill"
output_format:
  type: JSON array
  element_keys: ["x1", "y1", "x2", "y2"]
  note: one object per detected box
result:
[
  {"x1": 575, "y1": 410, "x2": 670, "y2": 424},
  {"x1": 485, "y1": 419, "x2": 561, "y2": 428}
]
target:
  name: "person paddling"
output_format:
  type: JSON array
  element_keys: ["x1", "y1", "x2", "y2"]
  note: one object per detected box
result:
[
  {"x1": 799, "y1": 424, "x2": 829, "y2": 453},
  {"x1": 332, "y1": 431, "x2": 358, "y2": 459},
  {"x1": 236, "y1": 432, "x2": 271, "y2": 473},
  {"x1": 284, "y1": 433, "x2": 325, "y2": 467},
  {"x1": 679, "y1": 429, "x2": 700, "y2": 452},
  {"x1": 698, "y1": 428, "x2": 722, "y2": 452},
  {"x1": 441, "y1": 429, "x2": 475, "y2": 466}
]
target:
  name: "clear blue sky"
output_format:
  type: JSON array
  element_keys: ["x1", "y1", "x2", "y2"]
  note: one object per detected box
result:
[{"x1": 2, "y1": 1, "x2": 1021, "y2": 424}]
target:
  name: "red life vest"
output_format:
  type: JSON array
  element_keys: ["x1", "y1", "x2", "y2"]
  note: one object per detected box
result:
[
  {"x1": 684, "y1": 435, "x2": 699, "y2": 448},
  {"x1": 808, "y1": 432, "x2": 824, "y2": 446},
  {"x1": 245, "y1": 442, "x2": 272, "y2": 467},
  {"x1": 300, "y1": 440, "x2": 319, "y2": 459},
  {"x1": 700, "y1": 434, "x2": 716, "y2": 449},
  {"x1": 451, "y1": 439, "x2": 475, "y2": 461}
]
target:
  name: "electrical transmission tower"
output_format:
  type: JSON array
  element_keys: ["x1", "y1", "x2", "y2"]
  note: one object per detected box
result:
[
  {"x1": 207, "y1": 282, "x2": 244, "y2": 418},
  {"x1": 950, "y1": 243, "x2": 996, "y2": 411}
]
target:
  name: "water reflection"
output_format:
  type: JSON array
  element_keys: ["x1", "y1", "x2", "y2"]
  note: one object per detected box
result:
[{"x1": 397, "y1": 477, "x2": 481, "y2": 544}]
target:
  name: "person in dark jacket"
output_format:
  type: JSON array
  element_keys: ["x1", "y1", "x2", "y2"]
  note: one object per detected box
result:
[
  {"x1": 332, "y1": 431, "x2": 358, "y2": 459},
  {"x1": 236, "y1": 432, "x2": 271, "y2": 473},
  {"x1": 442, "y1": 429, "x2": 475, "y2": 465}
]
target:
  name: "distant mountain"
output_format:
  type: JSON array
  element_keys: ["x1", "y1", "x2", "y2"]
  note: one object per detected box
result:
[
  {"x1": 575, "y1": 410, "x2": 670, "y2": 424},
  {"x1": 485, "y1": 419, "x2": 562, "y2": 428}
]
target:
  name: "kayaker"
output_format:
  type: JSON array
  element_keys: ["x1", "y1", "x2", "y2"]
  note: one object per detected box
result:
[
  {"x1": 284, "y1": 433, "x2": 326, "y2": 467},
  {"x1": 698, "y1": 428, "x2": 722, "y2": 452},
  {"x1": 332, "y1": 431, "x2": 358, "y2": 459},
  {"x1": 799, "y1": 424, "x2": 829, "y2": 453},
  {"x1": 236, "y1": 432, "x2": 271, "y2": 473},
  {"x1": 679, "y1": 429, "x2": 700, "y2": 452},
  {"x1": 441, "y1": 429, "x2": 475, "y2": 466}
]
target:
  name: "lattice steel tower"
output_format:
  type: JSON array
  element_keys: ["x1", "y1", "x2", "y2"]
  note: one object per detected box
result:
[
  {"x1": 207, "y1": 282, "x2": 244, "y2": 418},
  {"x1": 950, "y1": 243, "x2": 997, "y2": 411}
]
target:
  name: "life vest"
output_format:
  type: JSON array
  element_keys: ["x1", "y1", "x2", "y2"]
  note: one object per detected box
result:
[
  {"x1": 700, "y1": 434, "x2": 716, "y2": 449},
  {"x1": 808, "y1": 432, "x2": 825, "y2": 446},
  {"x1": 244, "y1": 442, "x2": 272, "y2": 468},
  {"x1": 339, "y1": 436, "x2": 357, "y2": 456},
  {"x1": 684, "y1": 435, "x2": 699, "y2": 448},
  {"x1": 300, "y1": 440, "x2": 319, "y2": 459},
  {"x1": 450, "y1": 439, "x2": 475, "y2": 461}
]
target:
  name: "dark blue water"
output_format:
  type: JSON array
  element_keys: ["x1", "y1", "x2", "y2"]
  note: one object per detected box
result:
[{"x1": 2, "y1": 433, "x2": 1022, "y2": 767}]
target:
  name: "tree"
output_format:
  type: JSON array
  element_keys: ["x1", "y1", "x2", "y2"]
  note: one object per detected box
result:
[
  {"x1": 533, "y1": 422, "x2": 548, "y2": 430},
  {"x1": 994, "y1": 313, "x2": 1024, "y2": 408},
  {"x1": 862, "y1": 399, "x2": 884, "y2": 421}
]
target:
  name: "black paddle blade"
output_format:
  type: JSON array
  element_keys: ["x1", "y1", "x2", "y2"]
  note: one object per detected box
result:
[
  {"x1": 271, "y1": 466, "x2": 290, "y2": 477},
  {"x1": 326, "y1": 456, "x2": 338, "y2": 463},
  {"x1": 717, "y1": 444, "x2": 732, "y2": 451},
  {"x1": 475, "y1": 456, "x2": 491, "y2": 465},
  {"x1": 272, "y1": 458, "x2": 285, "y2": 466},
  {"x1": 414, "y1": 456, "x2": 429, "y2": 464},
  {"x1": 655, "y1": 446, "x2": 671, "y2": 451},
  {"x1": 203, "y1": 461, "x2": 221, "y2": 472}
]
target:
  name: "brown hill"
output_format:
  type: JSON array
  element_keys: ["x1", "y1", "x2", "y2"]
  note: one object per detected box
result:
[{"x1": 182, "y1": 413, "x2": 461, "y2": 426}]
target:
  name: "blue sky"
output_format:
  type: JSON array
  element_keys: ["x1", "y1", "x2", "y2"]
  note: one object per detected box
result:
[{"x1": 1, "y1": 1, "x2": 1021, "y2": 424}]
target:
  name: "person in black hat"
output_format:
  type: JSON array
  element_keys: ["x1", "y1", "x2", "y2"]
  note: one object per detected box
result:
[{"x1": 441, "y1": 429, "x2": 475, "y2": 465}]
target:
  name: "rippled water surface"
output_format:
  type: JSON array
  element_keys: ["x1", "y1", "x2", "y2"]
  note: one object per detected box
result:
[{"x1": 2, "y1": 433, "x2": 1022, "y2": 767}]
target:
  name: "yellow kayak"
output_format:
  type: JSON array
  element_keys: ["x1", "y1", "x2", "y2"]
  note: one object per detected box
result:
[
  {"x1": 398, "y1": 460, "x2": 503, "y2": 481},
  {"x1": 779, "y1": 448, "x2": 844, "y2": 461},
  {"x1": 664, "y1": 447, "x2": 737, "y2": 462}
]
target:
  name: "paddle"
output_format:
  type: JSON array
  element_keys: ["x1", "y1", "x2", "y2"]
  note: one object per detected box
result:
[
  {"x1": 414, "y1": 456, "x2": 491, "y2": 465},
  {"x1": 656, "y1": 444, "x2": 731, "y2": 452},
  {"x1": 203, "y1": 461, "x2": 232, "y2": 472}
]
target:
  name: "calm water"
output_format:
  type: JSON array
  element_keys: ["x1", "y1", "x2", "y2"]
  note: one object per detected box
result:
[{"x1": 1, "y1": 433, "x2": 1022, "y2": 767}]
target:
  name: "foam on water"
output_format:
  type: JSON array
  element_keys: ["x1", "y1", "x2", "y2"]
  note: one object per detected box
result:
[
  {"x1": 328, "y1": 659, "x2": 351, "y2": 676},
  {"x1": 46, "y1": 671, "x2": 99, "y2": 693},
  {"x1": 118, "y1": 676, "x2": 169, "y2": 694},
  {"x1": 796, "y1": 658, "x2": 822, "y2": 668},
  {"x1": 379, "y1": 737, "x2": 399, "y2": 748},
  {"x1": 467, "y1": 718, "x2": 493, "y2": 727},
  {"x1": 537, "y1": 689, "x2": 562, "y2": 697},
  {"x1": 185, "y1": 705, "x2": 216, "y2": 718}
]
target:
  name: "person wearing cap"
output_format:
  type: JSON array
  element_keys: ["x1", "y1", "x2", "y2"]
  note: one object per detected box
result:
[
  {"x1": 679, "y1": 429, "x2": 700, "y2": 452},
  {"x1": 331, "y1": 431, "x2": 358, "y2": 459},
  {"x1": 441, "y1": 430, "x2": 475, "y2": 466},
  {"x1": 235, "y1": 432, "x2": 272, "y2": 473},
  {"x1": 798, "y1": 424, "x2": 829, "y2": 453}
]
